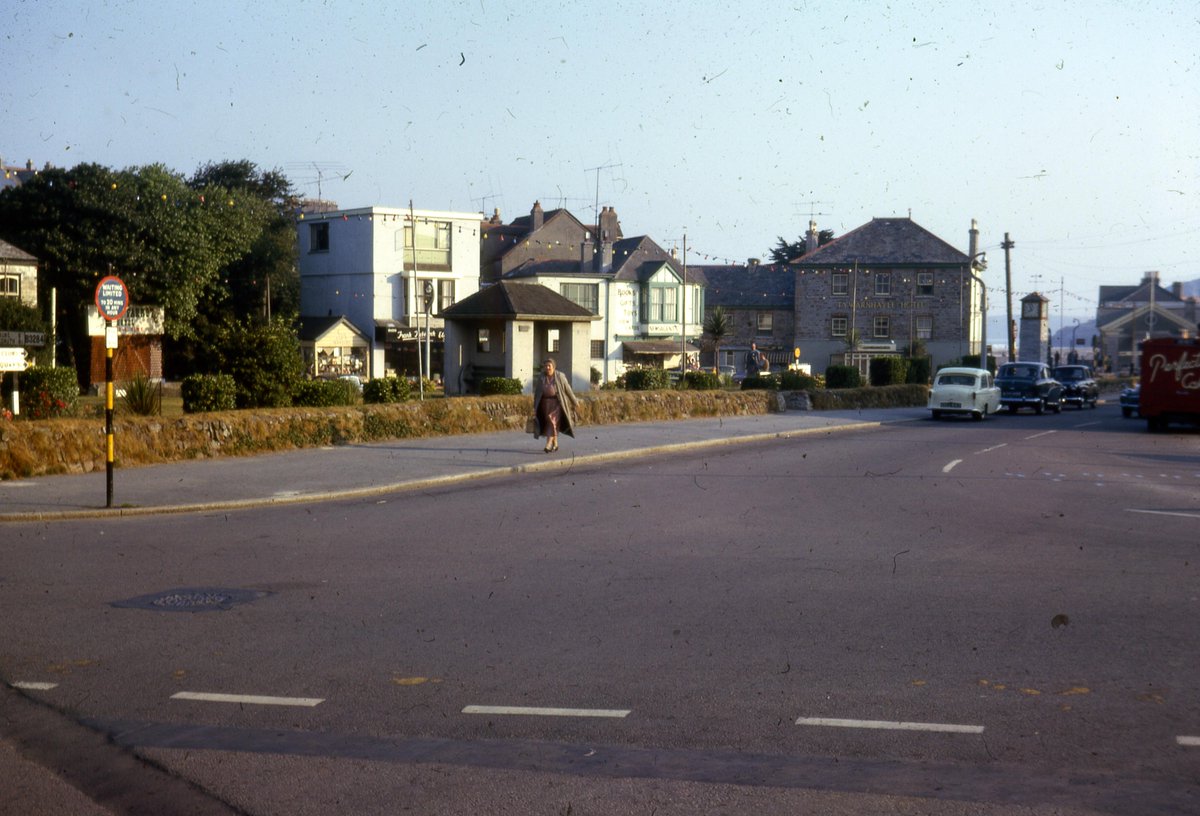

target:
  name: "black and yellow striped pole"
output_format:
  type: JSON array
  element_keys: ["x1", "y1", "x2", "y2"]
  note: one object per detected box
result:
[
  {"x1": 95, "y1": 273, "x2": 128, "y2": 509},
  {"x1": 105, "y1": 320, "x2": 114, "y2": 508}
]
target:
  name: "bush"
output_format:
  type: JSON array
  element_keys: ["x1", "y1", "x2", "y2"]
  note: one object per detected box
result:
[
  {"x1": 624, "y1": 368, "x2": 670, "y2": 391},
  {"x1": 479, "y1": 376, "x2": 523, "y2": 396},
  {"x1": 216, "y1": 318, "x2": 304, "y2": 408},
  {"x1": 20, "y1": 366, "x2": 79, "y2": 419},
  {"x1": 363, "y1": 376, "x2": 411, "y2": 404},
  {"x1": 779, "y1": 370, "x2": 822, "y2": 391},
  {"x1": 905, "y1": 356, "x2": 932, "y2": 385},
  {"x1": 181, "y1": 373, "x2": 237, "y2": 413},
  {"x1": 739, "y1": 373, "x2": 777, "y2": 390},
  {"x1": 120, "y1": 372, "x2": 162, "y2": 416},
  {"x1": 869, "y1": 357, "x2": 909, "y2": 386},
  {"x1": 590, "y1": 366, "x2": 602, "y2": 386},
  {"x1": 682, "y1": 370, "x2": 721, "y2": 390},
  {"x1": 825, "y1": 365, "x2": 862, "y2": 389},
  {"x1": 292, "y1": 378, "x2": 360, "y2": 407}
]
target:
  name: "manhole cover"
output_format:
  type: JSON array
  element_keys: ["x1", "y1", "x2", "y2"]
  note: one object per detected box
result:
[{"x1": 110, "y1": 587, "x2": 271, "y2": 612}]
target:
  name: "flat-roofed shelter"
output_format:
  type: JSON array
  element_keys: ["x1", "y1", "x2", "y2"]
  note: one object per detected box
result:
[{"x1": 441, "y1": 281, "x2": 597, "y2": 395}]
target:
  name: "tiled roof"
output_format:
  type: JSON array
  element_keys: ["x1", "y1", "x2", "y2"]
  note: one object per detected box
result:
[
  {"x1": 442, "y1": 281, "x2": 597, "y2": 321},
  {"x1": 793, "y1": 218, "x2": 968, "y2": 267},
  {"x1": 696, "y1": 264, "x2": 793, "y2": 308},
  {"x1": 0, "y1": 238, "x2": 37, "y2": 262}
]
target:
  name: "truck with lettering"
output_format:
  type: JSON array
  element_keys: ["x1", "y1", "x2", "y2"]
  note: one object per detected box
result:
[{"x1": 1139, "y1": 337, "x2": 1200, "y2": 432}]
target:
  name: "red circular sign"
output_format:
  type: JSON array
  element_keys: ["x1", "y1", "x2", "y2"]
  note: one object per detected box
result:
[{"x1": 95, "y1": 275, "x2": 129, "y2": 321}]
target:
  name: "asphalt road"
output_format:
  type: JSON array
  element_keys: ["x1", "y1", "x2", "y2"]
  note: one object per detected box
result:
[{"x1": 2, "y1": 404, "x2": 1197, "y2": 815}]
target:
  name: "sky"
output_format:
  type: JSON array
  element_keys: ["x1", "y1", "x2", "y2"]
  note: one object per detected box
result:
[{"x1": 4, "y1": 0, "x2": 1198, "y2": 325}]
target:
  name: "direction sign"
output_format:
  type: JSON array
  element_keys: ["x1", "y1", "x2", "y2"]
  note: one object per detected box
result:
[
  {"x1": 95, "y1": 275, "x2": 130, "y2": 321},
  {"x1": 0, "y1": 347, "x2": 28, "y2": 372}
]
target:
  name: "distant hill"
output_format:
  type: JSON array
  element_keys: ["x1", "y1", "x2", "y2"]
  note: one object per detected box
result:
[{"x1": 1182, "y1": 278, "x2": 1200, "y2": 298}]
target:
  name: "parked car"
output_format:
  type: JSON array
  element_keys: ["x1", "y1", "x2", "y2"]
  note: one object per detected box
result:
[
  {"x1": 1052, "y1": 365, "x2": 1099, "y2": 409},
  {"x1": 1119, "y1": 384, "x2": 1140, "y2": 418},
  {"x1": 995, "y1": 362, "x2": 1063, "y2": 414},
  {"x1": 927, "y1": 367, "x2": 1000, "y2": 421}
]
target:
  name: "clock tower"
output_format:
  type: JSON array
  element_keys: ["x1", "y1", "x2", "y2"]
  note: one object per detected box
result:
[{"x1": 1018, "y1": 292, "x2": 1050, "y2": 363}]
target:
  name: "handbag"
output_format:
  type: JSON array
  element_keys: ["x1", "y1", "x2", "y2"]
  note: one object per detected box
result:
[{"x1": 524, "y1": 416, "x2": 539, "y2": 435}]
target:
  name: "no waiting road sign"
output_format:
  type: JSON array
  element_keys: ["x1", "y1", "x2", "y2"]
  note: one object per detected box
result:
[{"x1": 95, "y1": 275, "x2": 129, "y2": 321}]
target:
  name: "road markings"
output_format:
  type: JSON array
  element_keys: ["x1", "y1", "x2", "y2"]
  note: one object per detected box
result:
[
  {"x1": 1024, "y1": 431, "x2": 1058, "y2": 440},
  {"x1": 1178, "y1": 736, "x2": 1200, "y2": 747},
  {"x1": 462, "y1": 705, "x2": 630, "y2": 718},
  {"x1": 1072, "y1": 421, "x2": 1102, "y2": 428},
  {"x1": 1127, "y1": 509, "x2": 1200, "y2": 520},
  {"x1": 795, "y1": 717, "x2": 984, "y2": 734},
  {"x1": 171, "y1": 691, "x2": 324, "y2": 707},
  {"x1": 976, "y1": 443, "x2": 1007, "y2": 454},
  {"x1": 942, "y1": 459, "x2": 962, "y2": 473},
  {"x1": 12, "y1": 681, "x2": 58, "y2": 690}
]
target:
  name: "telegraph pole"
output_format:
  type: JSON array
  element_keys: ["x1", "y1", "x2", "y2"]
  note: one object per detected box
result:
[{"x1": 1001, "y1": 233, "x2": 1016, "y2": 360}]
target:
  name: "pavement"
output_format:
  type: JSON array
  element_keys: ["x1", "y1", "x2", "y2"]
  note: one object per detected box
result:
[
  {"x1": 0, "y1": 407, "x2": 927, "y2": 816},
  {"x1": 0, "y1": 407, "x2": 928, "y2": 523}
]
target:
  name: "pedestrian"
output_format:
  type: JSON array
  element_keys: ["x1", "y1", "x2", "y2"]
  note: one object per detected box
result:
[
  {"x1": 533, "y1": 357, "x2": 579, "y2": 453},
  {"x1": 745, "y1": 343, "x2": 767, "y2": 377}
]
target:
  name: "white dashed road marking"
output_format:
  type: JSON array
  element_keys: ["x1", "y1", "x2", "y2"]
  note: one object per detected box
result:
[
  {"x1": 1128, "y1": 509, "x2": 1200, "y2": 520},
  {"x1": 976, "y1": 443, "x2": 1007, "y2": 454},
  {"x1": 942, "y1": 459, "x2": 962, "y2": 473},
  {"x1": 12, "y1": 681, "x2": 58, "y2": 690},
  {"x1": 462, "y1": 705, "x2": 630, "y2": 718},
  {"x1": 1177, "y1": 736, "x2": 1200, "y2": 747},
  {"x1": 171, "y1": 691, "x2": 324, "y2": 707},
  {"x1": 796, "y1": 717, "x2": 984, "y2": 734},
  {"x1": 1024, "y1": 431, "x2": 1057, "y2": 440}
]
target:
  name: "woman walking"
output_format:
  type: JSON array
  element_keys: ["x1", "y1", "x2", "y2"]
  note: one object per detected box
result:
[{"x1": 533, "y1": 357, "x2": 579, "y2": 453}]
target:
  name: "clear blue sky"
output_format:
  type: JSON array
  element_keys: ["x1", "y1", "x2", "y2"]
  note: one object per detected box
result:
[{"x1": 4, "y1": 0, "x2": 1197, "y2": 319}]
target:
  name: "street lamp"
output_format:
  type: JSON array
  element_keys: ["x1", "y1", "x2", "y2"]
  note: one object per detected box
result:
[
  {"x1": 967, "y1": 252, "x2": 988, "y2": 370},
  {"x1": 1071, "y1": 317, "x2": 1080, "y2": 363}
]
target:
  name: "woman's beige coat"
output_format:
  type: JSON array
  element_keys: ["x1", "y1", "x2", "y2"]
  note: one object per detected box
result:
[{"x1": 532, "y1": 370, "x2": 580, "y2": 438}]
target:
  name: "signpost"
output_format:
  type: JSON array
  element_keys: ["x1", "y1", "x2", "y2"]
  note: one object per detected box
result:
[
  {"x1": 0, "y1": 347, "x2": 27, "y2": 372},
  {"x1": 95, "y1": 275, "x2": 129, "y2": 508}
]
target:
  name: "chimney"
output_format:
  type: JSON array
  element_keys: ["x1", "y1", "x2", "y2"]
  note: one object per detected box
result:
[
  {"x1": 596, "y1": 206, "x2": 615, "y2": 274},
  {"x1": 1143, "y1": 271, "x2": 1159, "y2": 285},
  {"x1": 489, "y1": 207, "x2": 501, "y2": 225},
  {"x1": 1172, "y1": 282, "x2": 1183, "y2": 299},
  {"x1": 531, "y1": 200, "x2": 544, "y2": 231},
  {"x1": 805, "y1": 219, "x2": 818, "y2": 255},
  {"x1": 579, "y1": 235, "x2": 594, "y2": 274}
]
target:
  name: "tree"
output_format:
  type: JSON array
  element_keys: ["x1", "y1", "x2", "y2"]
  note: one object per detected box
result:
[
  {"x1": 768, "y1": 229, "x2": 835, "y2": 264},
  {"x1": 215, "y1": 317, "x2": 304, "y2": 408},
  {"x1": 0, "y1": 299, "x2": 50, "y2": 366},
  {"x1": 0, "y1": 162, "x2": 285, "y2": 383},
  {"x1": 702, "y1": 306, "x2": 732, "y2": 372}
]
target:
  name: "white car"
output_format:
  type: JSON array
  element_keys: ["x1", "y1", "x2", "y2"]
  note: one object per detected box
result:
[{"x1": 928, "y1": 367, "x2": 1000, "y2": 421}]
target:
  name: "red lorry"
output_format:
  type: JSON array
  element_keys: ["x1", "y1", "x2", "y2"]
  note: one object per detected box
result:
[{"x1": 1139, "y1": 337, "x2": 1200, "y2": 431}]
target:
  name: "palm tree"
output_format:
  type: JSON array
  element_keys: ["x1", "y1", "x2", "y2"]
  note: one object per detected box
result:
[{"x1": 703, "y1": 306, "x2": 731, "y2": 372}]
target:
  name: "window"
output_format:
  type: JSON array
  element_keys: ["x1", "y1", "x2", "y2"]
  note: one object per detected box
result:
[
  {"x1": 309, "y1": 222, "x2": 329, "y2": 253},
  {"x1": 0, "y1": 274, "x2": 18, "y2": 298},
  {"x1": 438, "y1": 280, "x2": 454, "y2": 313},
  {"x1": 831, "y1": 316, "x2": 848, "y2": 337},
  {"x1": 414, "y1": 279, "x2": 454, "y2": 315},
  {"x1": 591, "y1": 339, "x2": 604, "y2": 359},
  {"x1": 916, "y1": 315, "x2": 932, "y2": 339},
  {"x1": 645, "y1": 285, "x2": 677, "y2": 323},
  {"x1": 917, "y1": 272, "x2": 934, "y2": 296},
  {"x1": 874, "y1": 272, "x2": 891, "y2": 296},
  {"x1": 873, "y1": 316, "x2": 890, "y2": 338},
  {"x1": 756, "y1": 311, "x2": 773, "y2": 336},
  {"x1": 549, "y1": 330, "x2": 560, "y2": 353},
  {"x1": 832, "y1": 272, "x2": 849, "y2": 296},
  {"x1": 560, "y1": 282, "x2": 599, "y2": 314},
  {"x1": 403, "y1": 219, "x2": 452, "y2": 268},
  {"x1": 477, "y1": 328, "x2": 490, "y2": 353}
]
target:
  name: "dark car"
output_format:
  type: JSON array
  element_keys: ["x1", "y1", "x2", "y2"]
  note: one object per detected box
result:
[
  {"x1": 1120, "y1": 384, "x2": 1140, "y2": 418},
  {"x1": 995, "y1": 362, "x2": 1063, "y2": 414},
  {"x1": 1052, "y1": 365, "x2": 1099, "y2": 409}
]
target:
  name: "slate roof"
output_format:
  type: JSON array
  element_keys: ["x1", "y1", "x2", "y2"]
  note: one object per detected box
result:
[
  {"x1": 1097, "y1": 280, "x2": 1183, "y2": 306},
  {"x1": 792, "y1": 217, "x2": 968, "y2": 267},
  {"x1": 0, "y1": 238, "x2": 37, "y2": 262},
  {"x1": 441, "y1": 281, "x2": 597, "y2": 321},
  {"x1": 696, "y1": 264, "x2": 793, "y2": 309}
]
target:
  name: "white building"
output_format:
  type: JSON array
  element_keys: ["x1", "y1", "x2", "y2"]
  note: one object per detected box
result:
[{"x1": 297, "y1": 206, "x2": 483, "y2": 380}]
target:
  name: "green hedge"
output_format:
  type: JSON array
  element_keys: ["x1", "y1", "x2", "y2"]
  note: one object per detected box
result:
[
  {"x1": 19, "y1": 366, "x2": 80, "y2": 419},
  {"x1": 624, "y1": 368, "x2": 670, "y2": 391},
  {"x1": 905, "y1": 356, "x2": 932, "y2": 385},
  {"x1": 479, "y1": 376, "x2": 523, "y2": 396},
  {"x1": 825, "y1": 365, "x2": 862, "y2": 389},
  {"x1": 869, "y1": 357, "x2": 909, "y2": 386},
  {"x1": 739, "y1": 373, "x2": 777, "y2": 390},
  {"x1": 292, "y1": 379, "x2": 361, "y2": 407},
  {"x1": 779, "y1": 371, "x2": 823, "y2": 391},
  {"x1": 181, "y1": 373, "x2": 237, "y2": 413},
  {"x1": 682, "y1": 370, "x2": 722, "y2": 390},
  {"x1": 363, "y1": 376, "x2": 411, "y2": 404}
]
